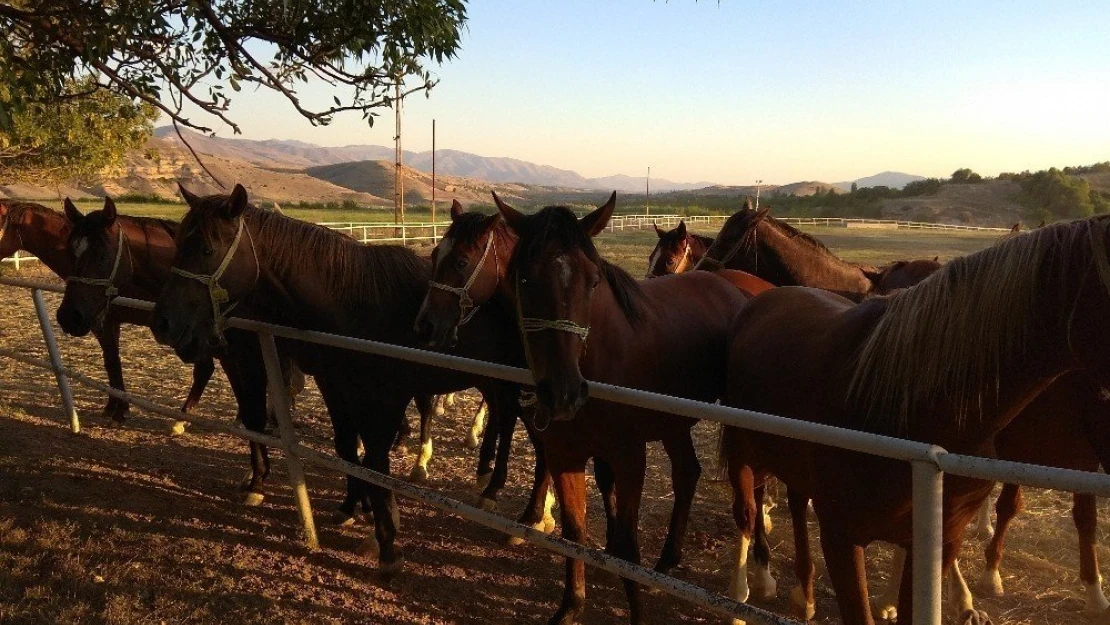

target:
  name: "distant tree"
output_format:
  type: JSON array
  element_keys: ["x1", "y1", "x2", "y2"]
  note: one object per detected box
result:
[
  {"x1": 950, "y1": 168, "x2": 983, "y2": 184},
  {"x1": 850, "y1": 182, "x2": 858, "y2": 194},
  {"x1": 902, "y1": 178, "x2": 943, "y2": 197},
  {"x1": 0, "y1": 1, "x2": 469, "y2": 135}
]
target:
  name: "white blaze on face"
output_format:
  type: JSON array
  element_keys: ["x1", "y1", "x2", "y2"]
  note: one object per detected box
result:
[
  {"x1": 72, "y1": 236, "x2": 89, "y2": 260},
  {"x1": 555, "y1": 255, "x2": 572, "y2": 289},
  {"x1": 433, "y1": 236, "x2": 454, "y2": 272},
  {"x1": 646, "y1": 246, "x2": 662, "y2": 276}
]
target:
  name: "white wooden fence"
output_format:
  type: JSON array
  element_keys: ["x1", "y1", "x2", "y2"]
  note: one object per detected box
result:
[
  {"x1": 2, "y1": 275, "x2": 1109, "y2": 625},
  {"x1": 606, "y1": 214, "x2": 1012, "y2": 233}
]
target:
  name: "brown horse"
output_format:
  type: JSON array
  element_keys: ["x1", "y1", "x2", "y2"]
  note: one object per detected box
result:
[
  {"x1": 494, "y1": 195, "x2": 762, "y2": 624},
  {"x1": 53, "y1": 197, "x2": 309, "y2": 505},
  {"x1": 644, "y1": 220, "x2": 714, "y2": 277},
  {"x1": 720, "y1": 216, "x2": 1110, "y2": 625},
  {"x1": 0, "y1": 198, "x2": 214, "y2": 424},
  {"x1": 706, "y1": 201, "x2": 1110, "y2": 619},
  {"x1": 152, "y1": 184, "x2": 525, "y2": 574}
]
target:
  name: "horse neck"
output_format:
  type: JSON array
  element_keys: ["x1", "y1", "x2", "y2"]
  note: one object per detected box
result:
[
  {"x1": 12, "y1": 205, "x2": 73, "y2": 278},
  {"x1": 756, "y1": 221, "x2": 874, "y2": 301},
  {"x1": 119, "y1": 219, "x2": 176, "y2": 296},
  {"x1": 686, "y1": 234, "x2": 713, "y2": 268}
]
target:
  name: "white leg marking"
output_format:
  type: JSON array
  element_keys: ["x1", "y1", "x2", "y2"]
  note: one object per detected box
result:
[
  {"x1": 466, "y1": 403, "x2": 487, "y2": 449},
  {"x1": 728, "y1": 534, "x2": 752, "y2": 608},
  {"x1": 871, "y1": 546, "x2": 904, "y2": 621},
  {"x1": 409, "y1": 440, "x2": 432, "y2": 481},
  {"x1": 170, "y1": 420, "x2": 188, "y2": 436},
  {"x1": 947, "y1": 558, "x2": 975, "y2": 617},
  {"x1": 970, "y1": 496, "x2": 994, "y2": 541},
  {"x1": 979, "y1": 566, "x2": 1004, "y2": 597},
  {"x1": 1086, "y1": 577, "x2": 1110, "y2": 613},
  {"x1": 752, "y1": 562, "x2": 778, "y2": 600},
  {"x1": 789, "y1": 585, "x2": 816, "y2": 621}
]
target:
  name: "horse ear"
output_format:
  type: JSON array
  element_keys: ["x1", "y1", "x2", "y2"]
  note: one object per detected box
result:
[
  {"x1": 933, "y1": 256, "x2": 940, "y2": 263},
  {"x1": 676, "y1": 220, "x2": 687, "y2": 238},
  {"x1": 481, "y1": 212, "x2": 502, "y2": 237},
  {"x1": 743, "y1": 196, "x2": 754, "y2": 211},
  {"x1": 754, "y1": 208, "x2": 771, "y2": 223},
  {"x1": 493, "y1": 192, "x2": 525, "y2": 234},
  {"x1": 580, "y1": 191, "x2": 616, "y2": 238},
  {"x1": 450, "y1": 199, "x2": 464, "y2": 221},
  {"x1": 653, "y1": 223, "x2": 664, "y2": 238},
  {"x1": 226, "y1": 183, "x2": 248, "y2": 218},
  {"x1": 102, "y1": 197, "x2": 118, "y2": 226},
  {"x1": 1010, "y1": 222, "x2": 1021, "y2": 233},
  {"x1": 63, "y1": 198, "x2": 83, "y2": 224},
  {"x1": 178, "y1": 183, "x2": 200, "y2": 207}
]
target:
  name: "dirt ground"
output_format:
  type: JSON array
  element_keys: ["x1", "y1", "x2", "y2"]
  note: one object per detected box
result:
[{"x1": 1, "y1": 255, "x2": 1107, "y2": 624}]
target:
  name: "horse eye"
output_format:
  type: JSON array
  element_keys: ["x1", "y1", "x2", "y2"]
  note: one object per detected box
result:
[
  {"x1": 203, "y1": 245, "x2": 214, "y2": 257},
  {"x1": 455, "y1": 257, "x2": 468, "y2": 270},
  {"x1": 666, "y1": 258, "x2": 676, "y2": 266}
]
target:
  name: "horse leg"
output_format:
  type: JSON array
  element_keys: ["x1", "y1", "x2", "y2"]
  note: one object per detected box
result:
[
  {"x1": 787, "y1": 489, "x2": 817, "y2": 621},
  {"x1": 609, "y1": 445, "x2": 648, "y2": 624},
  {"x1": 980, "y1": 483, "x2": 1022, "y2": 597},
  {"x1": 95, "y1": 324, "x2": 129, "y2": 424},
  {"x1": 594, "y1": 457, "x2": 619, "y2": 554},
  {"x1": 220, "y1": 340, "x2": 271, "y2": 507},
  {"x1": 724, "y1": 457, "x2": 757, "y2": 623},
  {"x1": 409, "y1": 394, "x2": 436, "y2": 481},
  {"x1": 548, "y1": 456, "x2": 589, "y2": 625},
  {"x1": 466, "y1": 399, "x2": 487, "y2": 449},
  {"x1": 870, "y1": 546, "x2": 904, "y2": 622},
  {"x1": 359, "y1": 411, "x2": 406, "y2": 577},
  {"x1": 817, "y1": 523, "x2": 873, "y2": 625},
  {"x1": 750, "y1": 480, "x2": 778, "y2": 601},
  {"x1": 509, "y1": 414, "x2": 555, "y2": 546},
  {"x1": 946, "y1": 544, "x2": 991, "y2": 625},
  {"x1": 393, "y1": 408, "x2": 412, "y2": 456},
  {"x1": 654, "y1": 431, "x2": 701, "y2": 575},
  {"x1": 968, "y1": 487, "x2": 995, "y2": 541},
  {"x1": 171, "y1": 357, "x2": 215, "y2": 436},
  {"x1": 1074, "y1": 493, "x2": 1110, "y2": 613},
  {"x1": 475, "y1": 395, "x2": 499, "y2": 491},
  {"x1": 478, "y1": 388, "x2": 518, "y2": 511}
]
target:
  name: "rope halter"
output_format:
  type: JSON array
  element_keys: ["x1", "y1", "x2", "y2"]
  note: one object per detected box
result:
[
  {"x1": 427, "y1": 229, "x2": 496, "y2": 326},
  {"x1": 66, "y1": 228, "x2": 129, "y2": 328},
  {"x1": 693, "y1": 225, "x2": 757, "y2": 272},
  {"x1": 169, "y1": 217, "x2": 259, "y2": 346}
]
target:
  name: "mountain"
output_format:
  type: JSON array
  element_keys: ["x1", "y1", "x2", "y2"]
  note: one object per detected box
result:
[
  {"x1": 835, "y1": 171, "x2": 926, "y2": 191},
  {"x1": 154, "y1": 126, "x2": 714, "y2": 192},
  {"x1": 305, "y1": 160, "x2": 535, "y2": 205}
]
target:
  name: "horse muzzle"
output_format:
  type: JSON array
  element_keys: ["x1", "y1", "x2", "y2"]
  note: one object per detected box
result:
[{"x1": 535, "y1": 377, "x2": 589, "y2": 421}]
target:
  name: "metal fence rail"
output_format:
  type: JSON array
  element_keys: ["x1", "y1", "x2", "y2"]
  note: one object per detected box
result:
[{"x1": 2, "y1": 276, "x2": 1107, "y2": 625}]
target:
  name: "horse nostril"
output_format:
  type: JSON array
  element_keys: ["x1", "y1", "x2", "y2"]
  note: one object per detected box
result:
[{"x1": 154, "y1": 315, "x2": 172, "y2": 342}]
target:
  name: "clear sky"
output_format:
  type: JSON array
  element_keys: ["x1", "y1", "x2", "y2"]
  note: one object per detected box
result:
[{"x1": 196, "y1": 1, "x2": 1110, "y2": 186}]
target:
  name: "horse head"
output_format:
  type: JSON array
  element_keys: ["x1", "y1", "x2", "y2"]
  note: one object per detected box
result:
[
  {"x1": 57, "y1": 197, "x2": 131, "y2": 336},
  {"x1": 696, "y1": 197, "x2": 767, "y2": 272},
  {"x1": 154, "y1": 183, "x2": 259, "y2": 362},
  {"x1": 498, "y1": 192, "x2": 616, "y2": 422},
  {"x1": 645, "y1": 219, "x2": 691, "y2": 277},
  {"x1": 415, "y1": 198, "x2": 513, "y2": 348}
]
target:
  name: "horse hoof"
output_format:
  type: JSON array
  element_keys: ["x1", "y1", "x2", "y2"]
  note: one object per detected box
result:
[
  {"x1": 543, "y1": 516, "x2": 556, "y2": 533},
  {"x1": 978, "y1": 568, "x2": 1004, "y2": 598},
  {"x1": 409, "y1": 465, "x2": 428, "y2": 482},
  {"x1": 445, "y1": 394, "x2": 456, "y2": 408},
  {"x1": 789, "y1": 586, "x2": 815, "y2": 620},
  {"x1": 507, "y1": 517, "x2": 552, "y2": 546},
  {"x1": 170, "y1": 421, "x2": 188, "y2": 436},
  {"x1": 958, "y1": 609, "x2": 992, "y2": 625},
  {"x1": 435, "y1": 404, "x2": 446, "y2": 417},
  {"x1": 238, "y1": 470, "x2": 254, "y2": 491},
  {"x1": 1084, "y1": 582, "x2": 1110, "y2": 613},
  {"x1": 243, "y1": 492, "x2": 265, "y2": 507},
  {"x1": 465, "y1": 433, "x2": 481, "y2": 449},
  {"x1": 752, "y1": 565, "x2": 777, "y2": 601},
  {"x1": 870, "y1": 596, "x2": 896, "y2": 622},
  {"x1": 332, "y1": 509, "x2": 356, "y2": 526},
  {"x1": 478, "y1": 497, "x2": 497, "y2": 512},
  {"x1": 475, "y1": 472, "x2": 492, "y2": 491},
  {"x1": 379, "y1": 554, "x2": 406, "y2": 578},
  {"x1": 355, "y1": 535, "x2": 380, "y2": 558}
]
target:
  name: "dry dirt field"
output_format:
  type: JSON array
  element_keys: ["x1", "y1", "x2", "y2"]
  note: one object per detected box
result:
[{"x1": 1, "y1": 228, "x2": 1107, "y2": 625}]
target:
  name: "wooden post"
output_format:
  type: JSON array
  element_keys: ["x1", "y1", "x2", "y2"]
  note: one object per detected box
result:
[
  {"x1": 258, "y1": 332, "x2": 319, "y2": 550},
  {"x1": 432, "y1": 118, "x2": 437, "y2": 233},
  {"x1": 32, "y1": 288, "x2": 79, "y2": 433}
]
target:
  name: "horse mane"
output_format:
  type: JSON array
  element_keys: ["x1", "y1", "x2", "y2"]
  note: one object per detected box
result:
[
  {"x1": 763, "y1": 215, "x2": 834, "y2": 254},
  {"x1": 849, "y1": 217, "x2": 1110, "y2": 434},
  {"x1": 186, "y1": 197, "x2": 428, "y2": 323},
  {"x1": 511, "y1": 205, "x2": 647, "y2": 326},
  {"x1": 691, "y1": 233, "x2": 715, "y2": 248}
]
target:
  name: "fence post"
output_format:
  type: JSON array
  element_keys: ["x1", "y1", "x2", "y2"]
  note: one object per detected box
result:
[
  {"x1": 31, "y1": 288, "x2": 80, "y2": 433},
  {"x1": 258, "y1": 332, "x2": 319, "y2": 550},
  {"x1": 912, "y1": 460, "x2": 943, "y2": 625},
  {"x1": 14, "y1": 252, "x2": 21, "y2": 271}
]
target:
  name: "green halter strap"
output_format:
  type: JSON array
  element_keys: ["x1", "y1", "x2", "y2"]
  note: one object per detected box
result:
[{"x1": 169, "y1": 217, "x2": 259, "y2": 346}]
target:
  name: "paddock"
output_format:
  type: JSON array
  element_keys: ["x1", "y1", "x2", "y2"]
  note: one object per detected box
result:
[{"x1": 1, "y1": 228, "x2": 1108, "y2": 624}]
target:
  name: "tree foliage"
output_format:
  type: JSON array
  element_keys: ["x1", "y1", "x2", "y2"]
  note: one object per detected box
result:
[
  {"x1": 0, "y1": 78, "x2": 157, "y2": 183},
  {"x1": 950, "y1": 168, "x2": 982, "y2": 184},
  {"x1": 0, "y1": 0, "x2": 469, "y2": 135},
  {"x1": 1003, "y1": 167, "x2": 1109, "y2": 221}
]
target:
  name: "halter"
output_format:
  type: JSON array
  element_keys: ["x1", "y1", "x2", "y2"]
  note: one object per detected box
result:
[
  {"x1": 646, "y1": 237, "x2": 694, "y2": 279},
  {"x1": 169, "y1": 217, "x2": 259, "y2": 346},
  {"x1": 66, "y1": 228, "x2": 130, "y2": 328},
  {"x1": 693, "y1": 224, "x2": 757, "y2": 272},
  {"x1": 427, "y1": 229, "x2": 497, "y2": 326}
]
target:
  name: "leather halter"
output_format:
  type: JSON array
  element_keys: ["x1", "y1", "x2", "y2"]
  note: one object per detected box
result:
[
  {"x1": 66, "y1": 228, "x2": 130, "y2": 329},
  {"x1": 427, "y1": 229, "x2": 496, "y2": 326},
  {"x1": 169, "y1": 217, "x2": 259, "y2": 346},
  {"x1": 693, "y1": 225, "x2": 757, "y2": 271}
]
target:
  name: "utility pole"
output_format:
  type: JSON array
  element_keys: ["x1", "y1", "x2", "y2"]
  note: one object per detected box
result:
[
  {"x1": 394, "y1": 81, "x2": 405, "y2": 226},
  {"x1": 431, "y1": 119, "x2": 436, "y2": 226},
  {"x1": 755, "y1": 179, "x2": 763, "y2": 210},
  {"x1": 646, "y1": 166, "x2": 651, "y2": 217}
]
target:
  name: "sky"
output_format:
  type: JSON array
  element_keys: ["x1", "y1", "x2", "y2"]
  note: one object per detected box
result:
[{"x1": 186, "y1": 1, "x2": 1110, "y2": 186}]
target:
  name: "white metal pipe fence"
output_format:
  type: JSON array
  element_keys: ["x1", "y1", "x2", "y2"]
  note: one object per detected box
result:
[{"x1": 2, "y1": 276, "x2": 1107, "y2": 625}]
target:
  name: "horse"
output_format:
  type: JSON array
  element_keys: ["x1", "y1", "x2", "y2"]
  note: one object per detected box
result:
[
  {"x1": 0, "y1": 198, "x2": 213, "y2": 425},
  {"x1": 644, "y1": 220, "x2": 714, "y2": 277},
  {"x1": 52, "y1": 196, "x2": 311, "y2": 506},
  {"x1": 705, "y1": 202, "x2": 1110, "y2": 620},
  {"x1": 152, "y1": 183, "x2": 525, "y2": 574},
  {"x1": 719, "y1": 216, "x2": 1110, "y2": 625},
  {"x1": 493, "y1": 194, "x2": 765, "y2": 624}
]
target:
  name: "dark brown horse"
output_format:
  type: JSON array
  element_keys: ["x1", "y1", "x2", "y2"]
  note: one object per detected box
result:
[
  {"x1": 720, "y1": 217, "x2": 1110, "y2": 625},
  {"x1": 0, "y1": 199, "x2": 212, "y2": 425},
  {"x1": 54, "y1": 197, "x2": 308, "y2": 505},
  {"x1": 152, "y1": 184, "x2": 524, "y2": 574},
  {"x1": 494, "y1": 196, "x2": 761, "y2": 624},
  {"x1": 644, "y1": 220, "x2": 714, "y2": 277}
]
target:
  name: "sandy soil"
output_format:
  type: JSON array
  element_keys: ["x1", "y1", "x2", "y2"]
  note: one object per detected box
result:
[{"x1": 1, "y1": 263, "x2": 1107, "y2": 624}]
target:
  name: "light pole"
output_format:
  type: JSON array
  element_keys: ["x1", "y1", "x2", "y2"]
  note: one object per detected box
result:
[
  {"x1": 755, "y1": 179, "x2": 763, "y2": 210},
  {"x1": 646, "y1": 166, "x2": 651, "y2": 217}
]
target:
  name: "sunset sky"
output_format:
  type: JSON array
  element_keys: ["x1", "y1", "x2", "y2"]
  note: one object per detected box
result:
[{"x1": 200, "y1": 1, "x2": 1110, "y2": 186}]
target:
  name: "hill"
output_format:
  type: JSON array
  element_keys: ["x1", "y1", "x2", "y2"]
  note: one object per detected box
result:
[
  {"x1": 835, "y1": 171, "x2": 925, "y2": 191},
  {"x1": 305, "y1": 160, "x2": 536, "y2": 205},
  {"x1": 880, "y1": 179, "x2": 1026, "y2": 225}
]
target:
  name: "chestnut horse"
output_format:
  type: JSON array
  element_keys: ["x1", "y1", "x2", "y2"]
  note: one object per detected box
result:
[
  {"x1": 644, "y1": 220, "x2": 714, "y2": 277},
  {"x1": 720, "y1": 216, "x2": 1110, "y2": 625},
  {"x1": 704, "y1": 202, "x2": 1110, "y2": 619},
  {"x1": 494, "y1": 196, "x2": 763, "y2": 624},
  {"x1": 153, "y1": 184, "x2": 525, "y2": 573},
  {"x1": 53, "y1": 197, "x2": 310, "y2": 505},
  {"x1": 0, "y1": 199, "x2": 214, "y2": 424}
]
